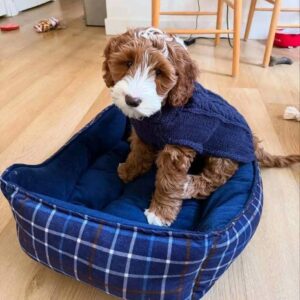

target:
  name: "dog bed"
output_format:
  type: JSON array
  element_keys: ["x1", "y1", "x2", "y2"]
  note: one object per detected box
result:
[{"x1": 0, "y1": 105, "x2": 263, "y2": 300}]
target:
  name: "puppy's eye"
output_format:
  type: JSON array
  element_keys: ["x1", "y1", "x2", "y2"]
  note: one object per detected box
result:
[
  {"x1": 155, "y1": 69, "x2": 162, "y2": 76},
  {"x1": 126, "y1": 61, "x2": 133, "y2": 68}
]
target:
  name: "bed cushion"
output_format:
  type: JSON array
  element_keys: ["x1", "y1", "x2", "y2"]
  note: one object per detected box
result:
[{"x1": 0, "y1": 105, "x2": 263, "y2": 300}]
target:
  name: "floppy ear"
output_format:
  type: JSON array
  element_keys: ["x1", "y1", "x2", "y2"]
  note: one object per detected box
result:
[
  {"x1": 167, "y1": 44, "x2": 199, "y2": 107},
  {"x1": 102, "y1": 37, "x2": 116, "y2": 87},
  {"x1": 102, "y1": 30, "x2": 136, "y2": 88}
]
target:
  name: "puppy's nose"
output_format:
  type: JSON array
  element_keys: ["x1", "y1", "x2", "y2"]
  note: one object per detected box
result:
[{"x1": 125, "y1": 95, "x2": 142, "y2": 107}]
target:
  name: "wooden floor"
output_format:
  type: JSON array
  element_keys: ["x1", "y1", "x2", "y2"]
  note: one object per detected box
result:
[{"x1": 0, "y1": 1, "x2": 299, "y2": 299}]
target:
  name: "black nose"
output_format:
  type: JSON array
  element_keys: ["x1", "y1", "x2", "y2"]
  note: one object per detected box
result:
[{"x1": 125, "y1": 95, "x2": 142, "y2": 107}]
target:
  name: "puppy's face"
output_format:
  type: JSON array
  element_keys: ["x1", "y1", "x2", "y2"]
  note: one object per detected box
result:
[
  {"x1": 109, "y1": 39, "x2": 177, "y2": 118},
  {"x1": 102, "y1": 28, "x2": 199, "y2": 119}
]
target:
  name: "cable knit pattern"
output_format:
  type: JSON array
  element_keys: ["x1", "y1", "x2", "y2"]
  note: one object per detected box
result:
[{"x1": 131, "y1": 82, "x2": 255, "y2": 163}]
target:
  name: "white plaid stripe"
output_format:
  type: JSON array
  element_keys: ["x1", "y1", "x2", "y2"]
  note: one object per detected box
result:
[
  {"x1": 19, "y1": 245, "x2": 120, "y2": 300},
  {"x1": 16, "y1": 221, "x2": 201, "y2": 279},
  {"x1": 184, "y1": 292, "x2": 193, "y2": 300},
  {"x1": 215, "y1": 193, "x2": 262, "y2": 248},
  {"x1": 141, "y1": 235, "x2": 155, "y2": 300},
  {"x1": 208, "y1": 230, "x2": 230, "y2": 284},
  {"x1": 192, "y1": 185, "x2": 263, "y2": 297},
  {"x1": 13, "y1": 177, "x2": 262, "y2": 253},
  {"x1": 192, "y1": 235, "x2": 209, "y2": 281},
  {"x1": 105, "y1": 224, "x2": 120, "y2": 294},
  {"x1": 160, "y1": 232, "x2": 173, "y2": 300},
  {"x1": 18, "y1": 242, "x2": 129, "y2": 300},
  {"x1": 74, "y1": 219, "x2": 88, "y2": 281},
  {"x1": 12, "y1": 207, "x2": 203, "y2": 265},
  {"x1": 10, "y1": 188, "x2": 19, "y2": 221},
  {"x1": 14, "y1": 189, "x2": 21, "y2": 250},
  {"x1": 45, "y1": 207, "x2": 56, "y2": 269},
  {"x1": 243, "y1": 214, "x2": 253, "y2": 239},
  {"x1": 10, "y1": 188, "x2": 18, "y2": 209},
  {"x1": 11, "y1": 184, "x2": 262, "y2": 279},
  {"x1": 215, "y1": 227, "x2": 240, "y2": 290},
  {"x1": 19, "y1": 242, "x2": 79, "y2": 280},
  {"x1": 9, "y1": 169, "x2": 263, "y2": 299},
  {"x1": 202, "y1": 206, "x2": 263, "y2": 272},
  {"x1": 122, "y1": 227, "x2": 138, "y2": 299},
  {"x1": 31, "y1": 202, "x2": 42, "y2": 262},
  {"x1": 191, "y1": 234, "x2": 213, "y2": 300},
  {"x1": 228, "y1": 227, "x2": 239, "y2": 270},
  {"x1": 201, "y1": 202, "x2": 262, "y2": 286},
  {"x1": 58, "y1": 214, "x2": 72, "y2": 272}
]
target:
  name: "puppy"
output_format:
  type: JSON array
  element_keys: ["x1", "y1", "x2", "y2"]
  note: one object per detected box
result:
[{"x1": 102, "y1": 27, "x2": 300, "y2": 226}]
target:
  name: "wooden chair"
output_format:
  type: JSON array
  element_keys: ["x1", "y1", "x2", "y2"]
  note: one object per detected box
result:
[
  {"x1": 244, "y1": 0, "x2": 300, "y2": 67},
  {"x1": 152, "y1": 0, "x2": 243, "y2": 77}
]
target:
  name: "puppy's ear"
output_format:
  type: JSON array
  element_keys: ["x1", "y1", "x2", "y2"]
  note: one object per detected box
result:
[
  {"x1": 102, "y1": 37, "x2": 116, "y2": 87},
  {"x1": 167, "y1": 44, "x2": 199, "y2": 107},
  {"x1": 102, "y1": 30, "x2": 136, "y2": 87}
]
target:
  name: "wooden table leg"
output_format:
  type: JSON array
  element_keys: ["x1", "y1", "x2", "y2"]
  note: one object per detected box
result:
[
  {"x1": 263, "y1": 0, "x2": 282, "y2": 67},
  {"x1": 244, "y1": 0, "x2": 257, "y2": 41},
  {"x1": 232, "y1": 0, "x2": 242, "y2": 77},
  {"x1": 152, "y1": 0, "x2": 160, "y2": 27},
  {"x1": 215, "y1": 0, "x2": 225, "y2": 46}
]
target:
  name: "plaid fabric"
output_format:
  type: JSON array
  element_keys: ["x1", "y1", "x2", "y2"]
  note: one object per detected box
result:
[{"x1": 0, "y1": 169, "x2": 263, "y2": 300}]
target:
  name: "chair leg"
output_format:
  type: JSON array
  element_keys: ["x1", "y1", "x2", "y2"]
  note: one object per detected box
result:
[
  {"x1": 244, "y1": 0, "x2": 257, "y2": 41},
  {"x1": 215, "y1": 0, "x2": 224, "y2": 46},
  {"x1": 232, "y1": 0, "x2": 242, "y2": 77},
  {"x1": 263, "y1": 0, "x2": 282, "y2": 67},
  {"x1": 152, "y1": 0, "x2": 160, "y2": 27}
]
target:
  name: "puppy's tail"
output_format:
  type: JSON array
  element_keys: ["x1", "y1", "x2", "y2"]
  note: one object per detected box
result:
[{"x1": 254, "y1": 137, "x2": 300, "y2": 168}]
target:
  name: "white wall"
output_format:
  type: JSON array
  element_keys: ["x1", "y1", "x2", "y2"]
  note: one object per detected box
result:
[
  {"x1": 0, "y1": 0, "x2": 52, "y2": 16},
  {"x1": 105, "y1": 0, "x2": 300, "y2": 39},
  {"x1": 0, "y1": 1, "x2": 7, "y2": 16}
]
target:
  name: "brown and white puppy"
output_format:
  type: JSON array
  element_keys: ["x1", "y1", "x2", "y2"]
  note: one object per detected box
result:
[{"x1": 102, "y1": 27, "x2": 300, "y2": 227}]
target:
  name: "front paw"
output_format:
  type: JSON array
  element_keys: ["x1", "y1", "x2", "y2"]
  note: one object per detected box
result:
[
  {"x1": 117, "y1": 163, "x2": 136, "y2": 183},
  {"x1": 144, "y1": 209, "x2": 172, "y2": 227}
]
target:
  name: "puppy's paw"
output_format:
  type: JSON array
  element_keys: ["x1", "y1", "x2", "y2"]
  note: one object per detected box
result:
[
  {"x1": 117, "y1": 163, "x2": 135, "y2": 183},
  {"x1": 144, "y1": 209, "x2": 172, "y2": 227}
]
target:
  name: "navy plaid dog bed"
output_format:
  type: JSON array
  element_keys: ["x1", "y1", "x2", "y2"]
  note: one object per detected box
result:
[{"x1": 0, "y1": 105, "x2": 263, "y2": 300}]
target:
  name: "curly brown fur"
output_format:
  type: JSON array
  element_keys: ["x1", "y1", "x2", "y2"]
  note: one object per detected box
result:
[
  {"x1": 166, "y1": 42, "x2": 199, "y2": 107},
  {"x1": 185, "y1": 157, "x2": 239, "y2": 200},
  {"x1": 254, "y1": 136, "x2": 300, "y2": 167},
  {"x1": 103, "y1": 28, "x2": 300, "y2": 226},
  {"x1": 147, "y1": 145, "x2": 196, "y2": 226},
  {"x1": 118, "y1": 130, "x2": 156, "y2": 183},
  {"x1": 102, "y1": 28, "x2": 199, "y2": 108}
]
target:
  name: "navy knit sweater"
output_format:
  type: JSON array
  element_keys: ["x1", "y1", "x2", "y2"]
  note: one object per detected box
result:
[{"x1": 131, "y1": 82, "x2": 255, "y2": 163}]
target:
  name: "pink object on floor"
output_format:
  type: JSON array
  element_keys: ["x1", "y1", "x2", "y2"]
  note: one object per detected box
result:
[{"x1": 0, "y1": 23, "x2": 20, "y2": 31}]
